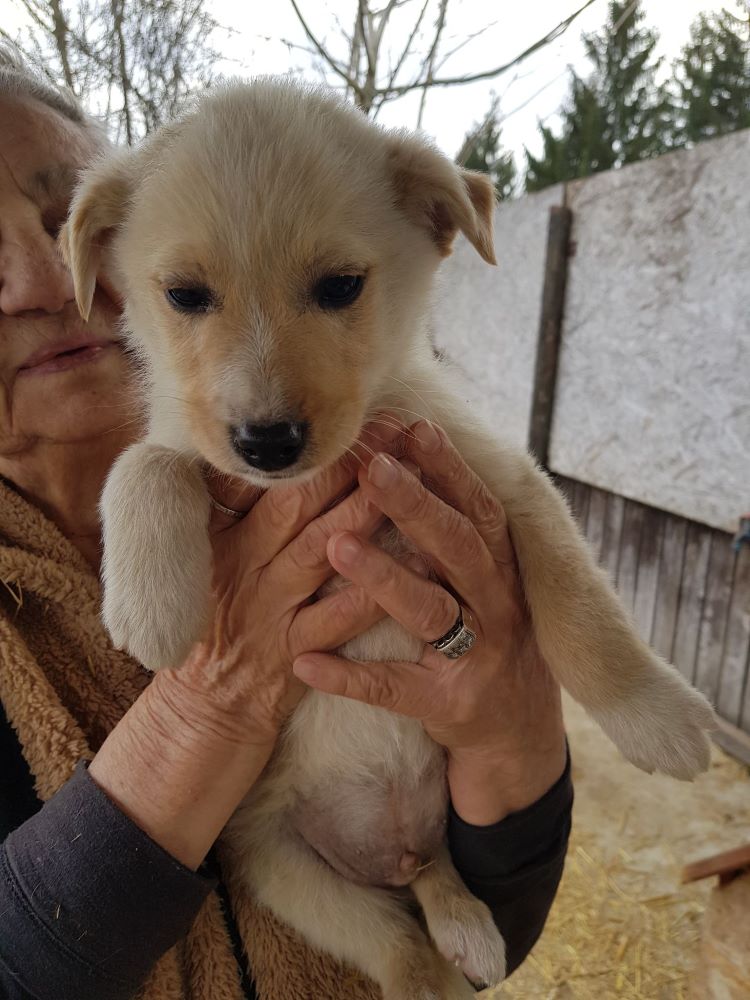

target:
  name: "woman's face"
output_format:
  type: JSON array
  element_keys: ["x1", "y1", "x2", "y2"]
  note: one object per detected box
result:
[{"x1": 0, "y1": 94, "x2": 134, "y2": 458}]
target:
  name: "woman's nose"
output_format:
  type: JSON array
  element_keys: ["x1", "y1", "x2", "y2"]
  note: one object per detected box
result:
[{"x1": 0, "y1": 231, "x2": 75, "y2": 316}]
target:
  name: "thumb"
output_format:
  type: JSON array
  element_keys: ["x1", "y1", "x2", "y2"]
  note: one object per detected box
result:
[{"x1": 292, "y1": 653, "x2": 428, "y2": 716}]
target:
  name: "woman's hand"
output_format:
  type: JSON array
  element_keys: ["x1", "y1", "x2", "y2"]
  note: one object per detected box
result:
[
  {"x1": 165, "y1": 421, "x2": 403, "y2": 747},
  {"x1": 292, "y1": 420, "x2": 567, "y2": 826},
  {"x1": 90, "y1": 421, "x2": 403, "y2": 868}
]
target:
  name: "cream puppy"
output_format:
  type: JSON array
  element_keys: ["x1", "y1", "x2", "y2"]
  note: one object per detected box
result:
[{"x1": 64, "y1": 80, "x2": 715, "y2": 999}]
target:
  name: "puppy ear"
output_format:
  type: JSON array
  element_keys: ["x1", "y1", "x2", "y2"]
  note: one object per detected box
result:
[
  {"x1": 60, "y1": 151, "x2": 134, "y2": 321},
  {"x1": 386, "y1": 133, "x2": 497, "y2": 265}
]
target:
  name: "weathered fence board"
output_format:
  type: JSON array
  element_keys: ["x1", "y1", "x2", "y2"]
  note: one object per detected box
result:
[
  {"x1": 694, "y1": 535, "x2": 737, "y2": 704},
  {"x1": 556, "y1": 475, "x2": 750, "y2": 761},
  {"x1": 585, "y1": 487, "x2": 607, "y2": 563},
  {"x1": 633, "y1": 506, "x2": 664, "y2": 643},
  {"x1": 673, "y1": 523, "x2": 713, "y2": 684},
  {"x1": 600, "y1": 492, "x2": 625, "y2": 585},
  {"x1": 617, "y1": 501, "x2": 646, "y2": 616},
  {"x1": 720, "y1": 544, "x2": 750, "y2": 726},
  {"x1": 651, "y1": 517, "x2": 688, "y2": 662}
]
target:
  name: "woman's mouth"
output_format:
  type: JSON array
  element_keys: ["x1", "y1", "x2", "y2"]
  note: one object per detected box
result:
[{"x1": 18, "y1": 339, "x2": 118, "y2": 376}]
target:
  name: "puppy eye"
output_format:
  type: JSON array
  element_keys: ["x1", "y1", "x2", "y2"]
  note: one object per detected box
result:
[
  {"x1": 315, "y1": 274, "x2": 364, "y2": 310},
  {"x1": 166, "y1": 286, "x2": 214, "y2": 313}
]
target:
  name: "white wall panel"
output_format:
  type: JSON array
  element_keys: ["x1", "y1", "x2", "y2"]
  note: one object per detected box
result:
[
  {"x1": 430, "y1": 186, "x2": 564, "y2": 450},
  {"x1": 549, "y1": 133, "x2": 750, "y2": 532}
]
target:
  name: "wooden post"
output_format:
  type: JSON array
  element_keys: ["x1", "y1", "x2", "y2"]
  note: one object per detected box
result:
[{"x1": 527, "y1": 205, "x2": 573, "y2": 467}]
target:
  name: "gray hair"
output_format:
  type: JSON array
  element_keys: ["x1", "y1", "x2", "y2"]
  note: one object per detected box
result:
[{"x1": 0, "y1": 41, "x2": 102, "y2": 137}]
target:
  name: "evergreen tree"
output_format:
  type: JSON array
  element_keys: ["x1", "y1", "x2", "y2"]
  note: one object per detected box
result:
[
  {"x1": 672, "y1": 7, "x2": 750, "y2": 146},
  {"x1": 525, "y1": 0, "x2": 672, "y2": 192},
  {"x1": 457, "y1": 107, "x2": 516, "y2": 201}
]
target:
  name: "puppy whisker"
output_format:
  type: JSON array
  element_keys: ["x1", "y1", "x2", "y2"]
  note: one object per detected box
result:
[
  {"x1": 339, "y1": 443, "x2": 368, "y2": 469},
  {"x1": 379, "y1": 405, "x2": 431, "y2": 427},
  {"x1": 385, "y1": 376, "x2": 439, "y2": 420}
]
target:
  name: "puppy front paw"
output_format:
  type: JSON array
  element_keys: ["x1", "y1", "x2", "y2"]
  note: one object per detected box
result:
[
  {"x1": 100, "y1": 442, "x2": 212, "y2": 670},
  {"x1": 102, "y1": 578, "x2": 205, "y2": 670},
  {"x1": 592, "y1": 665, "x2": 716, "y2": 780}
]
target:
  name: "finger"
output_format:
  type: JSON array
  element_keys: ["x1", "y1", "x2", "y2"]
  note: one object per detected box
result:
[
  {"x1": 293, "y1": 652, "x2": 433, "y2": 717},
  {"x1": 356, "y1": 453, "x2": 498, "y2": 606},
  {"x1": 292, "y1": 584, "x2": 387, "y2": 652},
  {"x1": 327, "y1": 532, "x2": 460, "y2": 643},
  {"x1": 268, "y1": 457, "x2": 421, "y2": 602},
  {"x1": 241, "y1": 418, "x2": 405, "y2": 567},
  {"x1": 203, "y1": 468, "x2": 263, "y2": 534},
  {"x1": 405, "y1": 421, "x2": 516, "y2": 566}
]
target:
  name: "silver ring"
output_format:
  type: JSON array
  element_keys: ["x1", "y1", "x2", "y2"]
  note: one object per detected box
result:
[
  {"x1": 210, "y1": 496, "x2": 246, "y2": 520},
  {"x1": 429, "y1": 607, "x2": 476, "y2": 660}
]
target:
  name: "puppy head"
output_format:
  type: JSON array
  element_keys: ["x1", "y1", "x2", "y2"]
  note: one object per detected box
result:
[{"x1": 66, "y1": 80, "x2": 496, "y2": 483}]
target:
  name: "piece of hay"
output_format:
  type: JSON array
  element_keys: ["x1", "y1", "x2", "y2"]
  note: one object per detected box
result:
[{"x1": 482, "y1": 833, "x2": 707, "y2": 1000}]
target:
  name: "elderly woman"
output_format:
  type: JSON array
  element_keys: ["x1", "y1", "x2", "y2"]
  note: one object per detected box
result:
[{"x1": 0, "y1": 46, "x2": 571, "y2": 1000}]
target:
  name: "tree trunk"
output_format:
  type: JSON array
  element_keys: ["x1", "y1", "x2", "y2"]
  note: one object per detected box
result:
[{"x1": 111, "y1": 0, "x2": 133, "y2": 144}]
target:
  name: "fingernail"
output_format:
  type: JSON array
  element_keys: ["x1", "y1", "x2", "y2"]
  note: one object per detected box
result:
[
  {"x1": 293, "y1": 657, "x2": 318, "y2": 682},
  {"x1": 369, "y1": 453, "x2": 399, "y2": 489},
  {"x1": 335, "y1": 533, "x2": 363, "y2": 564},
  {"x1": 414, "y1": 421, "x2": 441, "y2": 455}
]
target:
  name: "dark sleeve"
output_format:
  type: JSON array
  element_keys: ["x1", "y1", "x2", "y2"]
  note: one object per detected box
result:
[
  {"x1": 0, "y1": 762, "x2": 215, "y2": 1000},
  {"x1": 448, "y1": 750, "x2": 573, "y2": 977}
]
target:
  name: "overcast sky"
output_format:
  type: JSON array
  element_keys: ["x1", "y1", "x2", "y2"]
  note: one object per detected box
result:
[
  {"x1": 8, "y1": 0, "x2": 747, "y2": 164},
  {"x1": 209, "y1": 0, "x2": 747, "y2": 164}
]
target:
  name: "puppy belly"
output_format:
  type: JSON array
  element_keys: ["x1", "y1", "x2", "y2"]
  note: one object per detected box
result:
[
  {"x1": 290, "y1": 763, "x2": 448, "y2": 887},
  {"x1": 280, "y1": 687, "x2": 448, "y2": 889}
]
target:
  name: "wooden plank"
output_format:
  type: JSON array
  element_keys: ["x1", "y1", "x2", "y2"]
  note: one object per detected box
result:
[
  {"x1": 566, "y1": 478, "x2": 591, "y2": 532},
  {"x1": 740, "y1": 640, "x2": 750, "y2": 734},
  {"x1": 652, "y1": 516, "x2": 688, "y2": 662},
  {"x1": 617, "y1": 499, "x2": 645, "y2": 616},
  {"x1": 712, "y1": 714, "x2": 750, "y2": 767},
  {"x1": 528, "y1": 205, "x2": 572, "y2": 467},
  {"x1": 554, "y1": 474, "x2": 574, "y2": 508},
  {"x1": 694, "y1": 531, "x2": 736, "y2": 704},
  {"x1": 585, "y1": 486, "x2": 608, "y2": 563},
  {"x1": 599, "y1": 492, "x2": 625, "y2": 585},
  {"x1": 717, "y1": 543, "x2": 750, "y2": 727},
  {"x1": 682, "y1": 842, "x2": 750, "y2": 884},
  {"x1": 633, "y1": 505, "x2": 664, "y2": 643},
  {"x1": 672, "y1": 522, "x2": 713, "y2": 683}
]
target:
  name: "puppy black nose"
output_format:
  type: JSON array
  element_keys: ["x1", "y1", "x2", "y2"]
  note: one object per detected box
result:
[{"x1": 231, "y1": 421, "x2": 307, "y2": 471}]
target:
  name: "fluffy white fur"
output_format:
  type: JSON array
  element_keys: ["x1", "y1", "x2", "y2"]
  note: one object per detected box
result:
[{"x1": 63, "y1": 79, "x2": 715, "y2": 999}]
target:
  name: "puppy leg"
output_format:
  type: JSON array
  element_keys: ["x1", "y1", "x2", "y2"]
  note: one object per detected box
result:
[
  {"x1": 230, "y1": 822, "x2": 474, "y2": 1000},
  {"x1": 412, "y1": 845, "x2": 506, "y2": 990},
  {"x1": 409, "y1": 380, "x2": 715, "y2": 779},
  {"x1": 100, "y1": 441, "x2": 211, "y2": 670}
]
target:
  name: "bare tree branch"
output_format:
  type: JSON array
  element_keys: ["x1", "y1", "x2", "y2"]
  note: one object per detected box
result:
[
  {"x1": 380, "y1": 0, "x2": 601, "y2": 96},
  {"x1": 289, "y1": 0, "x2": 359, "y2": 90},
  {"x1": 416, "y1": 0, "x2": 448, "y2": 127},
  {"x1": 289, "y1": 0, "x2": 602, "y2": 116},
  {"x1": 433, "y1": 17, "x2": 501, "y2": 70},
  {"x1": 370, "y1": 0, "x2": 429, "y2": 119},
  {"x1": 111, "y1": 0, "x2": 133, "y2": 144},
  {"x1": 10, "y1": 0, "x2": 220, "y2": 141},
  {"x1": 48, "y1": 0, "x2": 74, "y2": 89}
]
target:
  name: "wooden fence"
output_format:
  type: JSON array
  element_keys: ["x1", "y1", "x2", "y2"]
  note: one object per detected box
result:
[{"x1": 557, "y1": 475, "x2": 750, "y2": 764}]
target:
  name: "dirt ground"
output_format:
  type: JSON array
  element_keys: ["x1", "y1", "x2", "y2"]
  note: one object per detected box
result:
[{"x1": 484, "y1": 697, "x2": 750, "y2": 1000}]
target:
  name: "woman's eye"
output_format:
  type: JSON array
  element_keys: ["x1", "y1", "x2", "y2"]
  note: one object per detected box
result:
[
  {"x1": 166, "y1": 286, "x2": 214, "y2": 313},
  {"x1": 315, "y1": 274, "x2": 364, "y2": 309}
]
